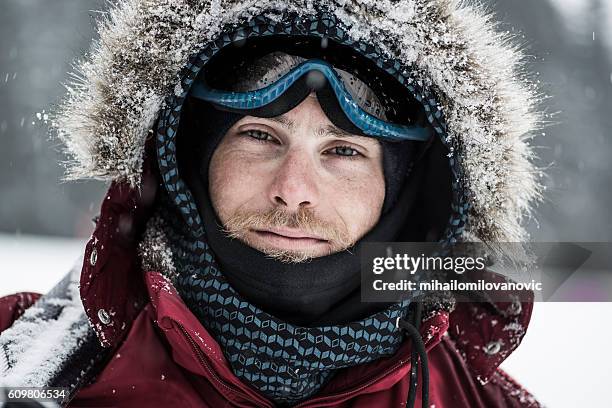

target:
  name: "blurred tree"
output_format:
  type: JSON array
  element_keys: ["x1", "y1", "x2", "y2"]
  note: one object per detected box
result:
[
  {"x1": 0, "y1": 0, "x2": 107, "y2": 237},
  {"x1": 490, "y1": 0, "x2": 612, "y2": 241}
]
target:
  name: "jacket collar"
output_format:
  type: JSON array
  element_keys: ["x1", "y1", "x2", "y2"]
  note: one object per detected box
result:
[{"x1": 79, "y1": 141, "x2": 158, "y2": 348}]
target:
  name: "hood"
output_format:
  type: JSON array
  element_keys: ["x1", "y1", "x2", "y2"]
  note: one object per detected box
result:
[{"x1": 53, "y1": 0, "x2": 543, "y2": 251}]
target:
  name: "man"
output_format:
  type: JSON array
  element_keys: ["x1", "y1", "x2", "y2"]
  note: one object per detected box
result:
[{"x1": 0, "y1": 1, "x2": 542, "y2": 407}]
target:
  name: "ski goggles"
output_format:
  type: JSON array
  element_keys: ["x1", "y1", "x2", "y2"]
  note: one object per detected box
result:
[{"x1": 190, "y1": 58, "x2": 431, "y2": 142}]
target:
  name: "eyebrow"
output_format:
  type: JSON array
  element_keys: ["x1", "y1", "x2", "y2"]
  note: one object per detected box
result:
[
  {"x1": 265, "y1": 114, "x2": 295, "y2": 130},
  {"x1": 263, "y1": 115, "x2": 375, "y2": 144},
  {"x1": 318, "y1": 124, "x2": 355, "y2": 139}
]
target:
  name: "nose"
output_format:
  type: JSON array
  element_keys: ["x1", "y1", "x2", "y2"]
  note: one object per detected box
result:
[{"x1": 268, "y1": 149, "x2": 320, "y2": 212}]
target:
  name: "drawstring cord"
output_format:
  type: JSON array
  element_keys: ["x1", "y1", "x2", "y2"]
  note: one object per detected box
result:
[{"x1": 397, "y1": 302, "x2": 429, "y2": 408}]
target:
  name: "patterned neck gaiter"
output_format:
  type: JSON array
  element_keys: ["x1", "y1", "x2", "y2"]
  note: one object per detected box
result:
[{"x1": 153, "y1": 199, "x2": 410, "y2": 406}]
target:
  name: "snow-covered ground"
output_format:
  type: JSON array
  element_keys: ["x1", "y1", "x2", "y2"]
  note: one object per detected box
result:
[
  {"x1": 0, "y1": 233, "x2": 86, "y2": 295},
  {"x1": 502, "y1": 302, "x2": 612, "y2": 407},
  {"x1": 1, "y1": 233, "x2": 611, "y2": 406}
]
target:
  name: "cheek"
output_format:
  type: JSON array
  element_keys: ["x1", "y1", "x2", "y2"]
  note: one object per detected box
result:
[
  {"x1": 323, "y1": 164, "x2": 385, "y2": 240},
  {"x1": 208, "y1": 145, "x2": 268, "y2": 221}
]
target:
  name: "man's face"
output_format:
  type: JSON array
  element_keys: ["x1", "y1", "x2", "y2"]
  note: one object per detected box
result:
[{"x1": 208, "y1": 94, "x2": 385, "y2": 262}]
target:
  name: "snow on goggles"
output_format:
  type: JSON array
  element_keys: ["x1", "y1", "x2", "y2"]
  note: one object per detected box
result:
[{"x1": 190, "y1": 59, "x2": 431, "y2": 142}]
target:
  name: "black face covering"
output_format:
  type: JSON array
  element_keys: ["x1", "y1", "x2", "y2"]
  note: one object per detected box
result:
[{"x1": 180, "y1": 99, "x2": 427, "y2": 326}]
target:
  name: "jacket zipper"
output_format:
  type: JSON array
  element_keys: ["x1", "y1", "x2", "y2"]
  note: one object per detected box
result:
[{"x1": 175, "y1": 322, "x2": 270, "y2": 407}]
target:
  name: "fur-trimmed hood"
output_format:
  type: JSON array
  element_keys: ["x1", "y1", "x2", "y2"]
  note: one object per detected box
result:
[{"x1": 53, "y1": 0, "x2": 543, "y2": 247}]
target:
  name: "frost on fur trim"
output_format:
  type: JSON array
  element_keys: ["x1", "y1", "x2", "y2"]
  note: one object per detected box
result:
[
  {"x1": 52, "y1": 0, "x2": 543, "y2": 247},
  {"x1": 138, "y1": 214, "x2": 178, "y2": 285},
  {"x1": 52, "y1": 0, "x2": 212, "y2": 186}
]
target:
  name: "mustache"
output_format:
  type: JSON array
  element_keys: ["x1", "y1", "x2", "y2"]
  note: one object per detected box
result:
[{"x1": 222, "y1": 207, "x2": 353, "y2": 250}]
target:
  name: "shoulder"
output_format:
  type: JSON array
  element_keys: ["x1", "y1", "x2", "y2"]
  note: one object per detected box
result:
[{"x1": 0, "y1": 270, "x2": 112, "y2": 407}]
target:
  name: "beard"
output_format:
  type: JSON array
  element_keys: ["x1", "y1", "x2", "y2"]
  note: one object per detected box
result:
[{"x1": 222, "y1": 206, "x2": 354, "y2": 263}]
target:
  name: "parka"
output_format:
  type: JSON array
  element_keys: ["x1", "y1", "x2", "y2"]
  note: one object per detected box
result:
[{"x1": 0, "y1": 1, "x2": 544, "y2": 407}]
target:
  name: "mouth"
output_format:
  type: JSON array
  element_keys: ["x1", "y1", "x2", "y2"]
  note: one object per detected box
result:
[{"x1": 251, "y1": 227, "x2": 329, "y2": 251}]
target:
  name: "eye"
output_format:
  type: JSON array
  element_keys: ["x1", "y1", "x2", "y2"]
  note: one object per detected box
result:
[
  {"x1": 326, "y1": 145, "x2": 362, "y2": 158},
  {"x1": 244, "y1": 129, "x2": 275, "y2": 142}
]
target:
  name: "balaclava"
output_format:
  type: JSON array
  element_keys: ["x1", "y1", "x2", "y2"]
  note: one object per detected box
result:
[
  {"x1": 167, "y1": 49, "x2": 432, "y2": 406},
  {"x1": 180, "y1": 97, "x2": 427, "y2": 326}
]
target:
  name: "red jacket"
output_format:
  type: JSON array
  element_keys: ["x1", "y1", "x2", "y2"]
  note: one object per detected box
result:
[{"x1": 0, "y1": 175, "x2": 541, "y2": 407}]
